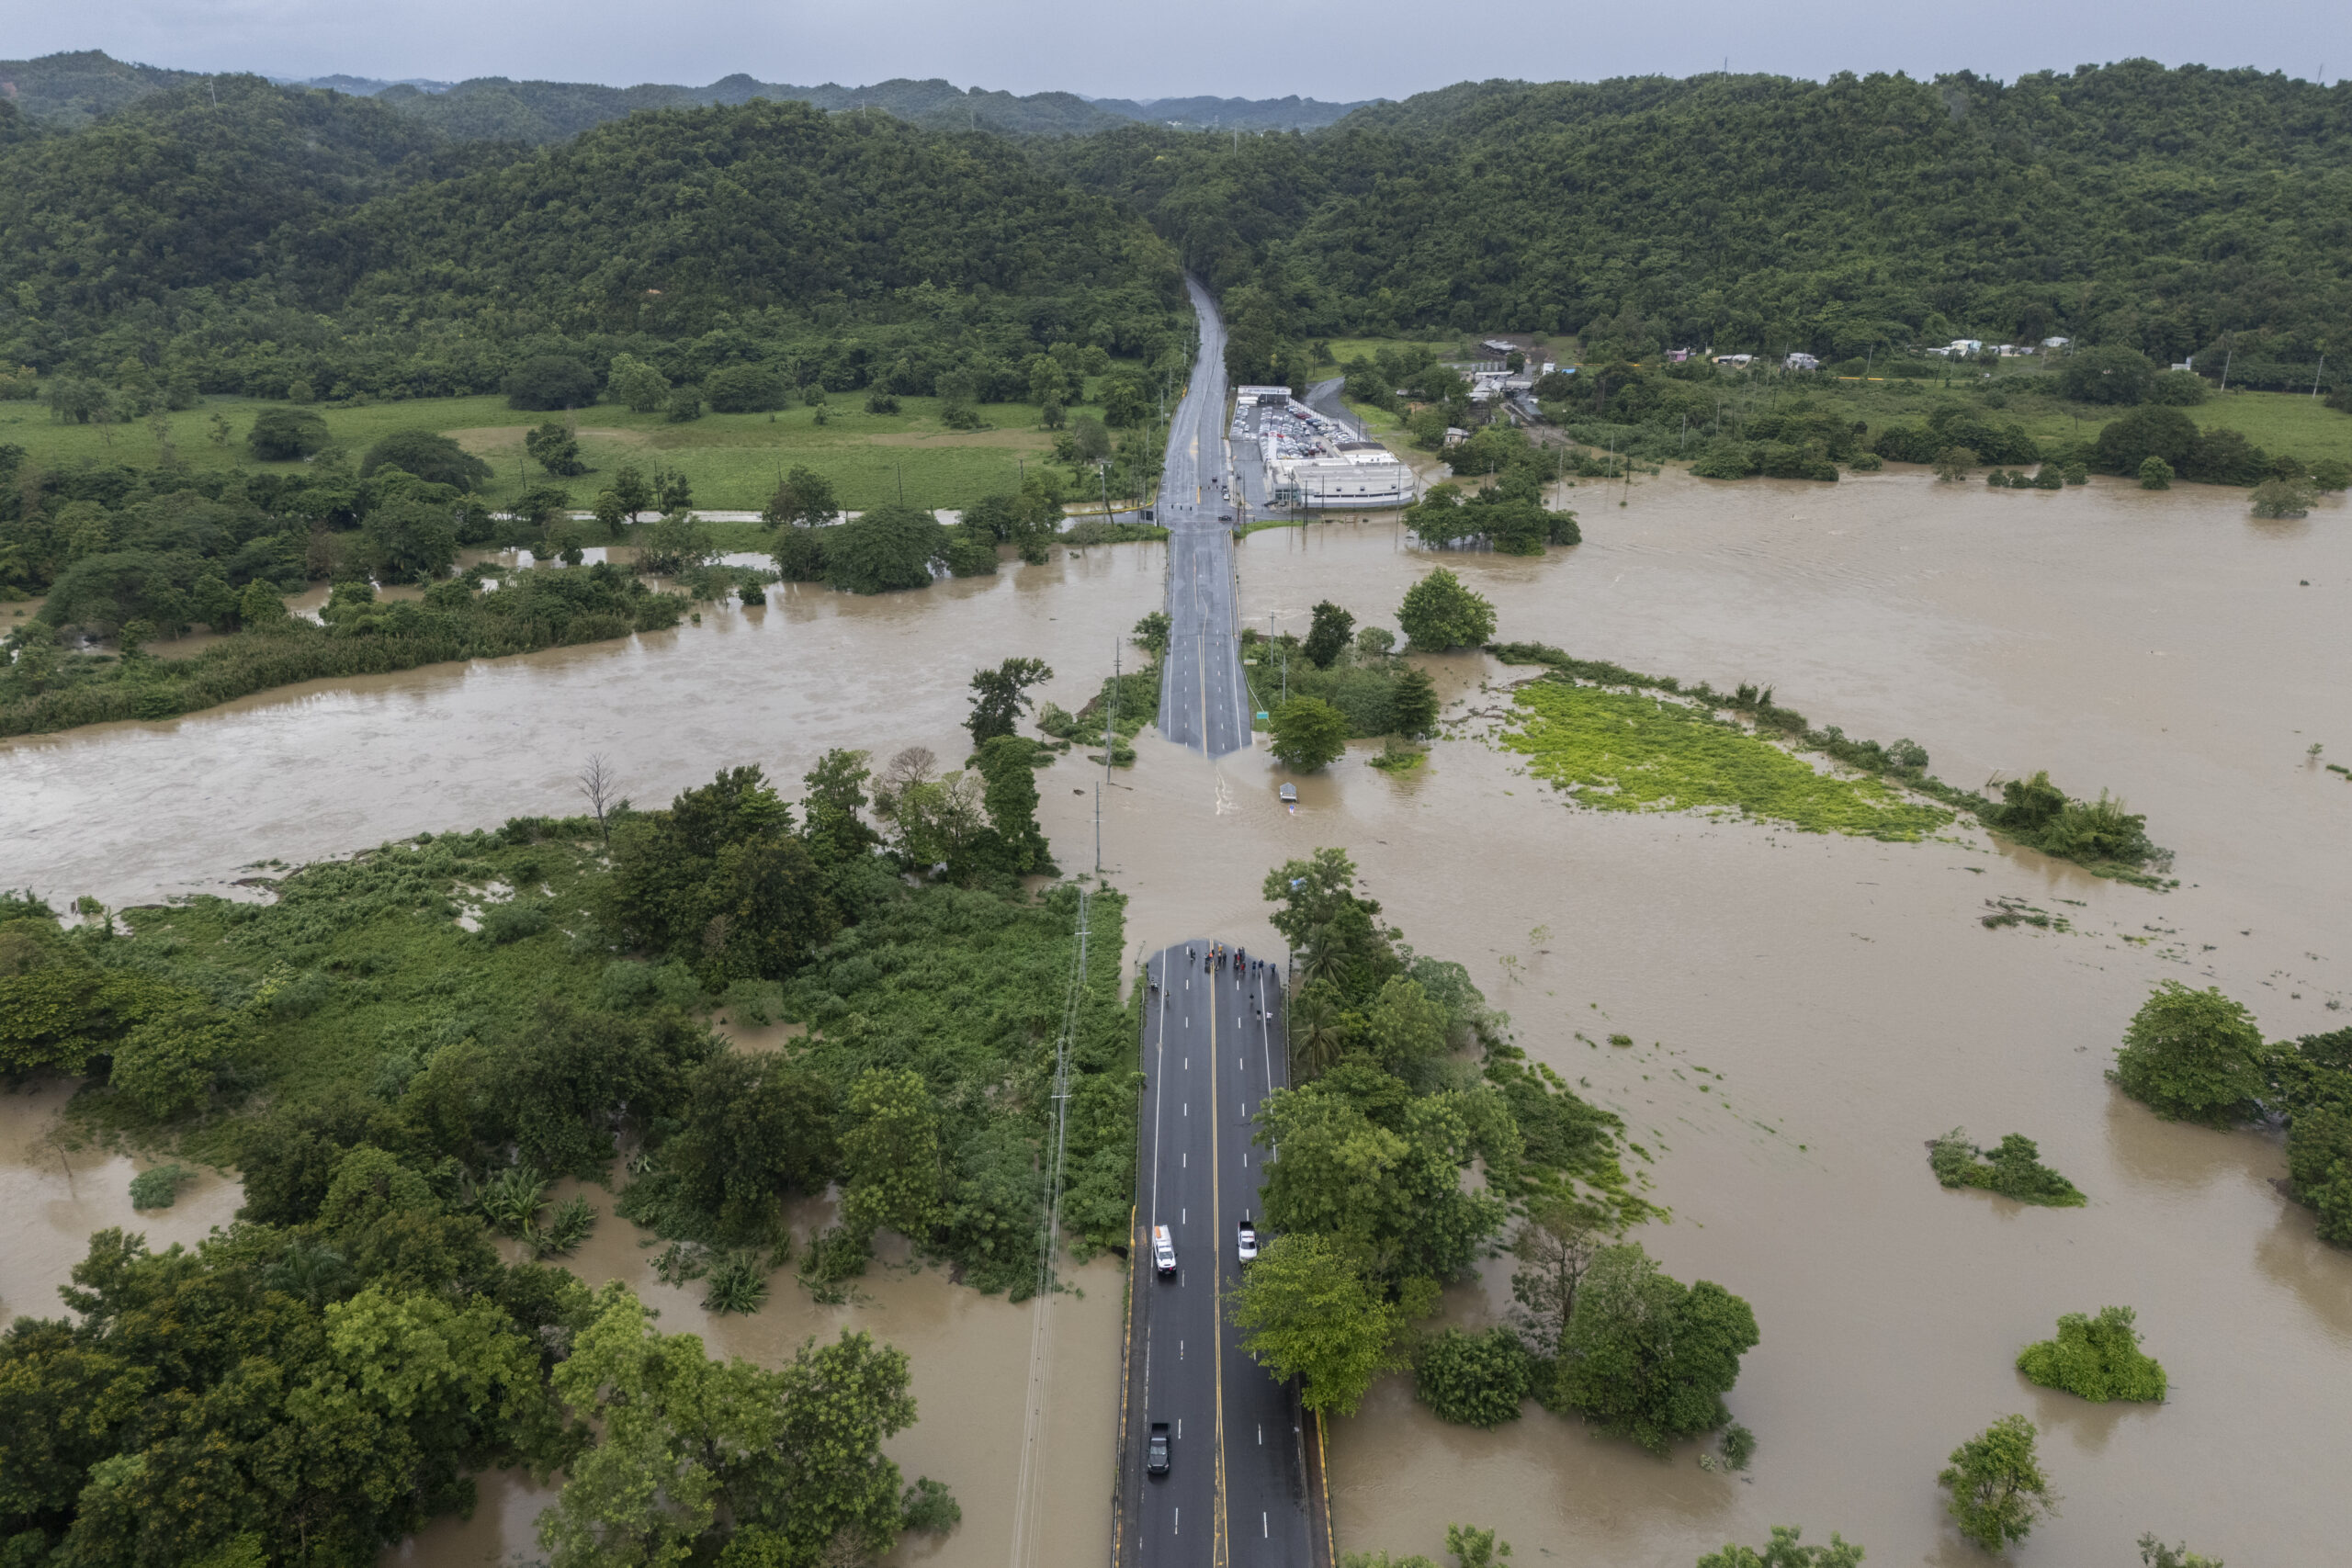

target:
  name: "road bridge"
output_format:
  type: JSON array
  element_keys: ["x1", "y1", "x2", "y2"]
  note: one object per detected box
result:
[{"x1": 1113, "y1": 280, "x2": 1328, "y2": 1567}]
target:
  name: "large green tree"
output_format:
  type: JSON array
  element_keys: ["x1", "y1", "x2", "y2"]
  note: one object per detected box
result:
[
  {"x1": 823, "y1": 504, "x2": 945, "y2": 594},
  {"x1": 603, "y1": 766, "x2": 842, "y2": 983},
  {"x1": 1304, "y1": 601, "x2": 1356, "y2": 668},
  {"x1": 1938, "y1": 1415, "x2": 2056, "y2": 1553},
  {"x1": 1551, "y1": 1242, "x2": 1758, "y2": 1454},
  {"x1": 2112, "y1": 981, "x2": 2271, "y2": 1125},
  {"x1": 1227, "y1": 1233, "x2": 1406, "y2": 1416},
  {"x1": 542, "y1": 1286, "x2": 922, "y2": 1568},
  {"x1": 966, "y1": 656, "x2": 1054, "y2": 747},
  {"x1": 1396, "y1": 569, "x2": 1496, "y2": 651},
  {"x1": 360, "y1": 429, "x2": 493, "y2": 491},
  {"x1": 1271, "y1": 695, "x2": 1351, "y2": 772}
]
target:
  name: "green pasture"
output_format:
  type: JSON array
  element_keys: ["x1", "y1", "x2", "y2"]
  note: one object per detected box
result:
[{"x1": 0, "y1": 390, "x2": 1111, "y2": 512}]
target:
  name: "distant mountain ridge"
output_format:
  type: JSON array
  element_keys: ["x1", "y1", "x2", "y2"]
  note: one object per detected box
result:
[{"x1": 0, "y1": 50, "x2": 1370, "y2": 140}]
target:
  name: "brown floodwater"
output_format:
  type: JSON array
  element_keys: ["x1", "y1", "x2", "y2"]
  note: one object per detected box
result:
[
  {"x1": 5, "y1": 472, "x2": 2349, "y2": 1565},
  {"x1": 387, "y1": 1178, "x2": 1125, "y2": 1568}
]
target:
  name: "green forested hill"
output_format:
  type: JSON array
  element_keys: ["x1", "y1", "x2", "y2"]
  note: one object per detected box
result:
[
  {"x1": 0, "y1": 51, "x2": 1355, "y2": 143},
  {"x1": 0, "y1": 75, "x2": 471, "y2": 321},
  {"x1": 1051, "y1": 62, "x2": 2352, "y2": 368},
  {"x1": 327, "y1": 99, "x2": 1176, "y2": 333},
  {"x1": 0, "y1": 49, "x2": 202, "y2": 126},
  {"x1": 0, "y1": 86, "x2": 1185, "y2": 400},
  {"x1": 364, "y1": 74, "x2": 1132, "y2": 143}
]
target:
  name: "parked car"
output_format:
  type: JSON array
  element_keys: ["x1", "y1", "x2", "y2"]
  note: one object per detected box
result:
[
  {"x1": 1237, "y1": 1216, "x2": 1259, "y2": 1265},
  {"x1": 1153, "y1": 1224, "x2": 1177, "y2": 1277},
  {"x1": 1148, "y1": 1422, "x2": 1170, "y2": 1476}
]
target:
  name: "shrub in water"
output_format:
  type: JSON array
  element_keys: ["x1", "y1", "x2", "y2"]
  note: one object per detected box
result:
[
  {"x1": 129, "y1": 1163, "x2": 188, "y2": 1209},
  {"x1": 900, "y1": 1477, "x2": 961, "y2": 1534},
  {"x1": 1414, "y1": 1326, "x2": 1533, "y2": 1428},
  {"x1": 2017, "y1": 1305, "x2": 2166, "y2": 1402},
  {"x1": 533, "y1": 1194, "x2": 597, "y2": 1258},
  {"x1": 702, "y1": 1249, "x2": 771, "y2": 1314},
  {"x1": 1928, "y1": 1128, "x2": 2086, "y2": 1207}
]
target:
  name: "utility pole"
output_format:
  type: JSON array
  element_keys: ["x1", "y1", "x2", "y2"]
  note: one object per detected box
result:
[
  {"x1": 2312, "y1": 350, "x2": 2326, "y2": 400},
  {"x1": 2220, "y1": 333, "x2": 2233, "y2": 393}
]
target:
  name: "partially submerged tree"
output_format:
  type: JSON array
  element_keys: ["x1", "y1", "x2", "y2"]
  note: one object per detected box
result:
[
  {"x1": 1227, "y1": 1232, "x2": 1406, "y2": 1416},
  {"x1": 2016, "y1": 1306, "x2": 2166, "y2": 1403},
  {"x1": 966, "y1": 656, "x2": 1053, "y2": 748},
  {"x1": 1396, "y1": 568, "x2": 1497, "y2": 651},
  {"x1": 1939, "y1": 1415, "x2": 2057, "y2": 1553},
  {"x1": 1549, "y1": 1241, "x2": 1758, "y2": 1454},
  {"x1": 2112, "y1": 981, "x2": 2271, "y2": 1125}
]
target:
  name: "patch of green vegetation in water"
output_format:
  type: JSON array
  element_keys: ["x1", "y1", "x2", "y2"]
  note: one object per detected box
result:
[{"x1": 1498, "y1": 680, "x2": 1953, "y2": 840}]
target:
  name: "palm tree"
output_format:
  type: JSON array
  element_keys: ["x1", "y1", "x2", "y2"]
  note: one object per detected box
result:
[{"x1": 1289, "y1": 987, "x2": 1345, "y2": 1077}]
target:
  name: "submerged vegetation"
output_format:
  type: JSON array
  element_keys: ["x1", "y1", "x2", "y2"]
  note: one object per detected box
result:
[
  {"x1": 1928, "y1": 1130, "x2": 2086, "y2": 1207},
  {"x1": 1498, "y1": 680, "x2": 1954, "y2": 840},
  {"x1": 2108, "y1": 980, "x2": 2352, "y2": 1247},
  {"x1": 1490, "y1": 641, "x2": 2173, "y2": 882},
  {"x1": 1227, "y1": 846, "x2": 1756, "y2": 1451},
  {"x1": 1242, "y1": 601, "x2": 1442, "y2": 749},
  {"x1": 3, "y1": 564, "x2": 687, "y2": 737},
  {"x1": 0, "y1": 733, "x2": 1115, "y2": 1556},
  {"x1": 2016, "y1": 1305, "x2": 2168, "y2": 1403}
]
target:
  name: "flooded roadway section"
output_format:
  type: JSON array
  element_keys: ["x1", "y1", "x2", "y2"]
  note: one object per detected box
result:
[{"x1": 4, "y1": 473, "x2": 2349, "y2": 1564}]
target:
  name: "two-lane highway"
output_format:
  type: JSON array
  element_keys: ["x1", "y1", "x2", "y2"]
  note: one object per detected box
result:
[
  {"x1": 1158, "y1": 277, "x2": 1254, "y2": 759},
  {"x1": 1130, "y1": 943, "x2": 1306, "y2": 1566}
]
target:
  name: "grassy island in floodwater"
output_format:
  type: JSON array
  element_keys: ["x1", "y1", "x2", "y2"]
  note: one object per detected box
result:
[{"x1": 1496, "y1": 679, "x2": 1954, "y2": 840}]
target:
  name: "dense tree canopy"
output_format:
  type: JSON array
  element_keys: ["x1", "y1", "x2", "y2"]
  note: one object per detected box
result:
[
  {"x1": 1051, "y1": 62, "x2": 2352, "y2": 376},
  {"x1": 0, "y1": 86, "x2": 1187, "y2": 404}
]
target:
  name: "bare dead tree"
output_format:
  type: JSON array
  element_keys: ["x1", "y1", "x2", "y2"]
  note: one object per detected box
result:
[
  {"x1": 1508, "y1": 1200, "x2": 1611, "y2": 1358},
  {"x1": 577, "y1": 753, "x2": 618, "y2": 846},
  {"x1": 871, "y1": 745, "x2": 937, "y2": 819}
]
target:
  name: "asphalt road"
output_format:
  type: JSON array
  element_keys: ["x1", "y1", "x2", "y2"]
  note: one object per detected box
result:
[
  {"x1": 1131, "y1": 942, "x2": 1307, "y2": 1567},
  {"x1": 1157, "y1": 277, "x2": 1254, "y2": 759}
]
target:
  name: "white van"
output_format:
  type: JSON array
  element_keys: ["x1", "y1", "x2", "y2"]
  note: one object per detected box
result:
[{"x1": 1152, "y1": 1224, "x2": 1177, "y2": 1277}]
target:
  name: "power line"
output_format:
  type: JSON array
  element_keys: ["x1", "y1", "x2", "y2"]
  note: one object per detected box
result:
[{"x1": 1006, "y1": 886, "x2": 1091, "y2": 1568}]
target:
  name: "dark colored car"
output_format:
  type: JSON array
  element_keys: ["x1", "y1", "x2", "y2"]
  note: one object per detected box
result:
[{"x1": 1148, "y1": 1422, "x2": 1170, "y2": 1476}]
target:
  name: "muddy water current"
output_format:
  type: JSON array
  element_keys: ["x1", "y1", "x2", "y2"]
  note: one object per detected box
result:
[{"x1": 5, "y1": 473, "x2": 2349, "y2": 1564}]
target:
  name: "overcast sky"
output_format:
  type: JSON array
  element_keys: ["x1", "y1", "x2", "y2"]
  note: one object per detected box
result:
[{"x1": 11, "y1": 0, "x2": 2342, "y2": 101}]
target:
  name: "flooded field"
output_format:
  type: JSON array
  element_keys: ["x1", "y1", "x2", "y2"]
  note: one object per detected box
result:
[{"x1": 5, "y1": 471, "x2": 2347, "y2": 1564}]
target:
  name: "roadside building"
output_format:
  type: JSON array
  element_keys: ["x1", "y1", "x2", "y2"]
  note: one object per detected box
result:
[{"x1": 1268, "y1": 443, "x2": 1418, "y2": 509}]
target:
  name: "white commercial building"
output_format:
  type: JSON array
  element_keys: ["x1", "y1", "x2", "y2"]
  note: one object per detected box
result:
[{"x1": 1270, "y1": 443, "x2": 1418, "y2": 509}]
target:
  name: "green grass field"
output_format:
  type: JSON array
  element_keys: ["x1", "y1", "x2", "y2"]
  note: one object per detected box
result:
[
  {"x1": 1692, "y1": 367, "x2": 2352, "y2": 468},
  {"x1": 0, "y1": 390, "x2": 1115, "y2": 512}
]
